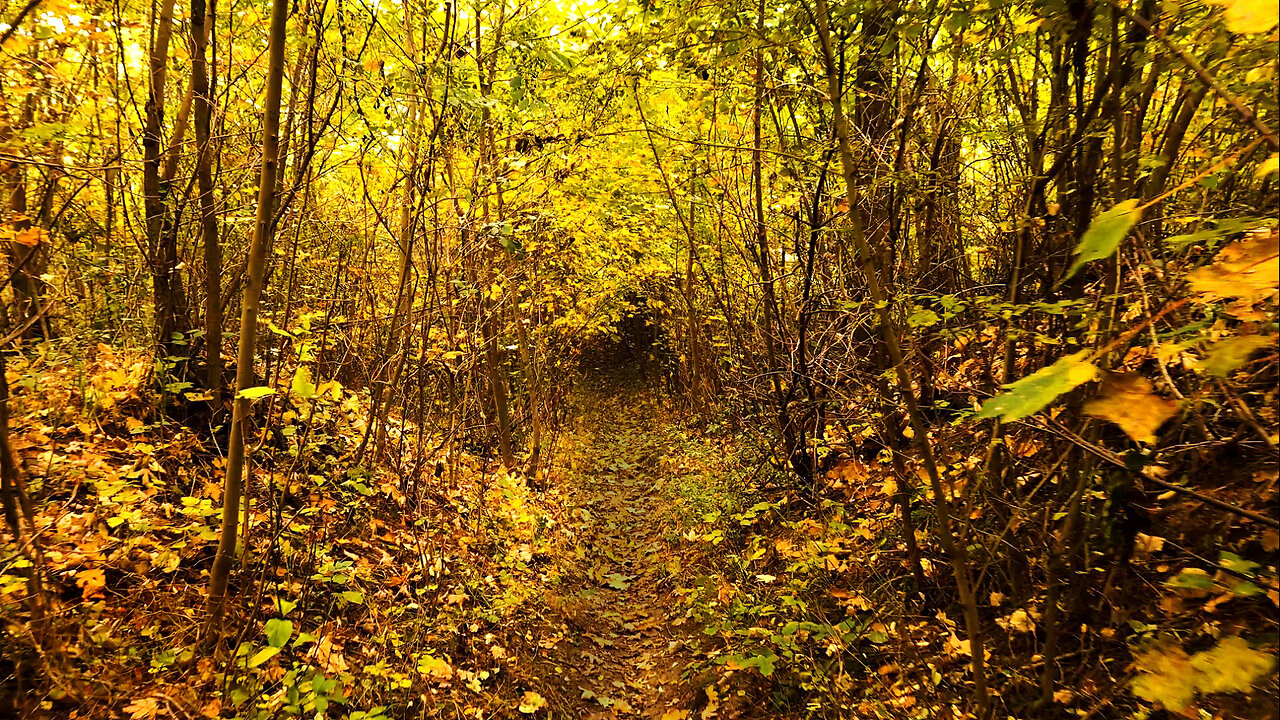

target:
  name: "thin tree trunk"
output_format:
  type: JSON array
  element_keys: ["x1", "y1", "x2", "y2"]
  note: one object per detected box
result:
[
  {"x1": 191, "y1": 0, "x2": 221, "y2": 401},
  {"x1": 205, "y1": 0, "x2": 290, "y2": 637},
  {"x1": 144, "y1": 0, "x2": 190, "y2": 354},
  {"x1": 475, "y1": 9, "x2": 515, "y2": 469},
  {"x1": 0, "y1": 348, "x2": 47, "y2": 643}
]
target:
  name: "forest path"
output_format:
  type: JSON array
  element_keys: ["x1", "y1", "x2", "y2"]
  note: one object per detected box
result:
[{"x1": 531, "y1": 367, "x2": 698, "y2": 719}]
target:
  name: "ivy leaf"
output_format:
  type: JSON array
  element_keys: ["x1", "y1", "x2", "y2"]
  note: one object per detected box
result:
[
  {"x1": 1063, "y1": 200, "x2": 1141, "y2": 281},
  {"x1": 264, "y1": 618, "x2": 293, "y2": 648},
  {"x1": 976, "y1": 351, "x2": 1098, "y2": 421}
]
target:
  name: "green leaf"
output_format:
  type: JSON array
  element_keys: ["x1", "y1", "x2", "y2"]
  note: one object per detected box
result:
[
  {"x1": 1063, "y1": 200, "x2": 1141, "y2": 280},
  {"x1": 340, "y1": 590, "x2": 364, "y2": 604},
  {"x1": 1201, "y1": 334, "x2": 1271, "y2": 377},
  {"x1": 265, "y1": 618, "x2": 293, "y2": 648},
  {"x1": 247, "y1": 646, "x2": 280, "y2": 668},
  {"x1": 237, "y1": 386, "x2": 276, "y2": 400},
  {"x1": 273, "y1": 597, "x2": 298, "y2": 617},
  {"x1": 1219, "y1": 551, "x2": 1260, "y2": 576},
  {"x1": 975, "y1": 351, "x2": 1098, "y2": 421},
  {"x1": 726, "y1": 652, "x2": 778, "y2": 676},
  {"x1": 1165, "y1": 568, "x2": 1214, "y2": 590},
  {"x1": 907, "y1": 307, "x2": 940, "y2": 328},
  {"x1": 291, "y1": 367, "x2": 317, "y2": 399}
]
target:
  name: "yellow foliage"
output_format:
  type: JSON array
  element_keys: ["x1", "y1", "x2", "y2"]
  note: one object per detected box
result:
[
  {"x1": 1209, "y1": 0, "x2": 1279, "y2": 34},
  {"x1": 1132, "y1": 636, "x2": 1277, "y2": 711},
  {"x1": 1188, "y1": 230, "x2": 1279, "y2": 302},
  {"x1": 517, "y1": 690, "x2": 546, "y2": 713},
  {"x1": 1190, "y1": 636, "x2": 1277, "y2": 694},
  {"x1": 1083, "y1": 373, "x2": 1179, "y2": 443}
]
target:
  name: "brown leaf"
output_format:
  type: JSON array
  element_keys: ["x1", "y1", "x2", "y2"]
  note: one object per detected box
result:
[
  {"x1": 1083, "y1": 372, "x2": 1178, "y2": 444},
  {"x1": 13, "y1": 227, "x2": 46, "y2": 246},
  {"x1": 1187, "y1": 229, "x2": 1279, "y2": 302}
]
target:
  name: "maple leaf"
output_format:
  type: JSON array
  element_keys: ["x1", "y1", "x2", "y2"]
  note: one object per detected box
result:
[
  {"x1": 1082, "y1": 372, "x2": 1178, "y2": 444},
  {"x1": 123, "y1": 696, "x2": 160, "y2": 720},
  {"x1": 1187, "y1": 229, "x2": 1279, "y2": 302},
  {"x1": 76, "y1": 568, "x2": 106, "y2": 599}
]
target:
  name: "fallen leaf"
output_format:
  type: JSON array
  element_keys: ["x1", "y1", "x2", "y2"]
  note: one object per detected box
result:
[
  {"x1": 518, "y1": 690, "x2": 546, "y2": 713},
  {"x1": 76, "y1": 568, "x2": 106, "y2": 599}
]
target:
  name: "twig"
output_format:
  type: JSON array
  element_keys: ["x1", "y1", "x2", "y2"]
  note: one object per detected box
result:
[
  {"x1": 1114, "y1": 2, "x2": 1279, "y2": 150},
  {"x1": 0, "y1": 0, "x2": 42, "y2": 48},
  {"x1": 1029, "y1": 416, "x2": 1280, "y2": 529}
]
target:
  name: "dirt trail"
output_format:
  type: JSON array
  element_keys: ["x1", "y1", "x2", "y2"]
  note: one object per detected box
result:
[{"x1": 532, "y1": 371, "x2": 699, "y2": 719}]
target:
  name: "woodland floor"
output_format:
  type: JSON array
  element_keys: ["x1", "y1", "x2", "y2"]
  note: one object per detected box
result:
[{"x1": 529, "y1": 366, "x2": 703, "y2": 719}]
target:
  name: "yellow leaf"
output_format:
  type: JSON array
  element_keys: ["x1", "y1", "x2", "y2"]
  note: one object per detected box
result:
[
  {"x1": 1132, "y1": 636, "x2": 1277, "y2": 710},
  {"x1": 517, "y1": 690, "x2": 546, "y2": 713},
  {"x1": 1190, "y1": 636, "x2": 1276, "y2": 694},
  {"x1": 13, "y1": 228, "x2": 45, "y2": 247},
  {"x1": 418, "y1": 655, "x2": 453, "y2": 682},
  {"x1": 660, "y1": 711, "x2": 690, "y2": 720},
  {"x1": 1132, "y1": 642, "x2": 1197, "y2": 711},
  {"x1": 1188, "y1": 229, "x2": 1279, "y2": 302},
  {"x1": 1083, "y1": 373, "x2": 1179, "y2": 443},
  {"x1": 1257, "y1": 153, "x2": 1280, "y2": 178},
  {"x1": 1208, "y1": 0, "x2": 1279, "y2": 34},
  {"x1": 123, "y1": 697, "x2": 160, "y2": 720},
  {"x1": 76, "y1": 568, "x2": 106, "y2": 598}
]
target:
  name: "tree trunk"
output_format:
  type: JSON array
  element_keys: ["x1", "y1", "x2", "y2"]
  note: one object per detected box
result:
[
  {"x1": 191, "y1": 0, "x2": 221, "y2": 401},
  {"x1": 205, "y1": 0, "x2": 290, "y2": 637},
  {"x1": 144, "y1": 0, "x2": 190, "y2": 355}
]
